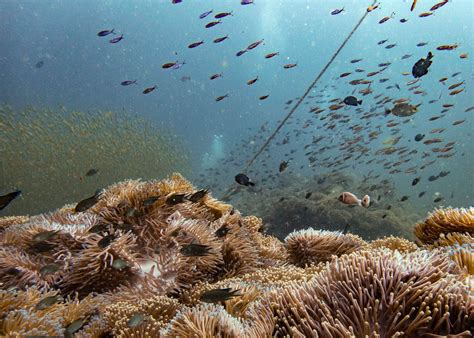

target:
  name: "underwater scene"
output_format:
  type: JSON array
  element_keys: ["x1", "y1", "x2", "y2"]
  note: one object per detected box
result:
[{"x1": 0, "y1": 0, "x2": 472, "y2": 337}]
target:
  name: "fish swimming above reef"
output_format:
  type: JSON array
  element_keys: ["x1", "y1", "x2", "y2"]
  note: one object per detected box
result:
[
  {"x1": 343, "y1": 96, "x2": 362, "y2": 106},
  {"x1": 0, "y1": 190, "x2": 21, "y2": 211},
  {"x1": 85, "y1": 168, "x2": 98, "y2": 176},
  {"x1": 199, "y1": 288, "x2": 241, "y2": 303},
  {"x1": 235, "y1": 173, "x2": 255, "y2": 186},
  {"x1": 180, "y1": 243, "x2": 212, "y2": 256},
  {"x1": 75, "y1": 189, "x2": 103, "y2": 212},
  {"x1": 412, "y1": 52, "x2": 434, "y2": 78},
  {"x1": 338, "y1": 192, "x2": 370, "y2": 208},
  {"x1": 97, "y1": 29, "x2": 115, "y2": 37}
]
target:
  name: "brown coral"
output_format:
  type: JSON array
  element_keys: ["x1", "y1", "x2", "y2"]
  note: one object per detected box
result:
[
  {"x1": 415, "y1": 207, "x2": 474, "y2": 245},
  {"x1": 285, "y1": 228, "x2": 366, "y2": 267},
  {"x1": 265, "y1": 249, "x2": 472, "y2": 337},
  {"x1": 368, "y1": 235, "x2": 418, "y2": 252}
]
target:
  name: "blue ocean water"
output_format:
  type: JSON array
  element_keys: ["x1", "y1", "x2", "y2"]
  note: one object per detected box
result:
[{"x1": 0, "y1": 0, "x2": 472, "y2": 226}]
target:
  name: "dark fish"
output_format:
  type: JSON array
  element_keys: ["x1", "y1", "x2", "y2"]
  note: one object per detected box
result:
[
  {"x1": 166, "y1": 193, "x2": 187, "y2": 205},
  {"x1": 88, "y1": 223, "x2": 108, "y2": 234},
  {"x1": 98, "y1": 234, "x2": 115, "y2": 249},
  {"x1": 400, "y1": 18, "x2": 408, "y2": 23},
  {"x1": 247, "y1": 39, "x2": 264, "y2": 50},
  {"x1": 120, "y1": 80, "x2": 137, "y2": 86},
  {"x1": 343, "y1": 96, "x2": 362, "y2": 106},
  {"x1": 305, "y1": 192, "x2": 312, "y2": 199},
  {"x1": 377, "y1": 39, "x2": 388, "y2": 45},
  {"x1": 181, "y1": 243, "x2": 212, "y2": 256},
  {"x1": 412, "y1": 51, "x2": 434, "y2": 78},
  {"x1": 188, "y1": 189, "x2": 208, "y2": 203},
  {"x1": 0, "y1": 190, "x2": 21, "y2": 211},
  {"x1": 386, "y1": 205, "x2": 392, "y2": 210},
  {"x1": 419, "y1": 191, "x2": 426, "y2": 197},
  {"x1": 241, "y1": 0, "x2": 254, "y2": 4},
  {"x1": 143, "y1": 196, "x2": 159, "y2": 207},
  {"x1": 428, "y1": 175, "x2": 439, "y2": 182},
  {"x1": 109, "y1": 34, "x2": 124, "y2": 44},
  {"x1": 235, "y1": 173, "x2": 255, "y2": 186},
  {"x1": 97, "y1": 29, "x2": 115, "y2": 37},
  {"x1": 411, "y1": 177, "x2": 420, "y2": 186},
  {"x1": 215, "y1": 224, "x2": 230, "y2": 238},
  {"x1": 210, "y1": 73, "x2": 223, "y2": 80},
  {"x1": 385, "y1": 44, "x2": 397, "y2": 49},
  {"x1": 128, "y1": 314, "x2": 145, "y2": 328},
  {"x1": 188, "y1": 41, "x2": 204, "y2": 49},
  {"x1": 400, "y1": 196, "x2": 409, "y2": 202},
  {"x1": 279, "y1": 160, "x2": 288, "y2": 173},
  {"x1": 35, "y1": 295, "x2": 62, "y2": 310},
  {"x1": 259, "y1": 95, "x2": 269, "y2": 100},
  {"x1": 247, "y1": 76, "x2": 258, "y2": 85},
  {"x1": 143, "y1": 85, "x2": 157, "y2": 94},
  {"x1": 199, "y1": 10, "x2": 213, "y2": 19},
  {"x1": 205, "y1": 20, "x2": 221, "y2": 28},
  {"x1": 265, "y1": 52, "x2": 279, "y2": 59},
  {"x1": 350, "y1": 59, "x2": 363, "y2": 63},
  {"x1": 162, "y1": 62, "x2": 177, "y2": 69},
  {"x1": 402, "y1": 54, "x2": 412, "y2": 59},
  {"x1": 75, "y1": 190, "x2": 103, "y2": 212},
  {"x1": 331, "y1": 8, "x2": 345, "y2": 15},
  {"x1": 35, "y1": 60, "x2": 44, "y2": 68},
  {"x1": 433, "y1": 197, "x2": 443, "y2": 203},
  {"x1": 39, "y1": 263, "x2": 60, "y2": 276},
  {"x1": 85, "y1": 168, "x2": 98, "y2": 176},
  {"x1": 65, "y1": 318, "x2": 86, "y2": 335},
  {"x1": 215, "y1": 11, "x2": 233, "y2": 19},
  {"x1": 200, "y1": 288, "x2": 241, "y2": 303},
  {"x1": 416, "y1": 42, "x2": 428, "y2": 47},
  {"x1": 439, "y1": 171, "x2": 450, "y2": 177},
  {"x1": 236, "y1": 50, "x2": 247, "y2": 57},
  {"x1": 213, "y1": 35, "x2": 229, "y2": 43},
  {"x1": 382, "y1": 214, "x2": 387, "y2": 219},
  {"x1": 31, "y1": 241, "x2": 55, "y2": 253},
  {"x1": 33, "y1": 230, "x2": 59, "y2": 242},
  {"x1": 216, "y1": 94, "x2": 229, "y2": 102},
  {"x1": 283, "y1": 63, "x2": 297, "y2": 69},
  {"x1": 414, "y1": 133, "x2": 425, "y2": 141}
]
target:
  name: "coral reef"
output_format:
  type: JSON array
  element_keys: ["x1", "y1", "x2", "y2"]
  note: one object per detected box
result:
[
  {"x1": 0, "y1": 174, "x2": 472, "y2": 337},
  {"x1": 230, "y1": 172, "x2": 420, "y2": 240},
  {"x1": 414, "y1": 207, "x2": 474, "y2": 245}
]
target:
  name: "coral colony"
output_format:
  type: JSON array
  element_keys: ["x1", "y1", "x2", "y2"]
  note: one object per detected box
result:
[{"x1": 0, "y1": 174, "x2": 472, "y2": 336}]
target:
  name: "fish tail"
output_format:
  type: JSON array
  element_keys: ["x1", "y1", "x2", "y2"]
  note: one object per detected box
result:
[
  {"x1": 248, "y1": 182, "x2": 255, "y2": 187},
  {"x1": 427, "y1": 51, "x2": 433, "y2": 59},
  {"x1": 111, "y1": 28, "x2": 115, "y2": 34},
  {"x1": 358, "y1": 100, "x2": 363, "y2": 105}
]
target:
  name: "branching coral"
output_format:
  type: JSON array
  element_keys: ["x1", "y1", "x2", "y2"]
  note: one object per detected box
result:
[
  {"x1": 415, "y1": 207, "x2": 474, "y2": 245},
  {"x1": 285, "y1": 228, "x2": 366, "y2": 267}
]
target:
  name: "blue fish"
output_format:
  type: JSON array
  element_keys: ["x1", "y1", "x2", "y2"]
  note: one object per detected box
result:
[
  {"x1": 97, "y1": 29, "x2": 115, "y2": 37},
  {"x1": 120, "y1": 80, "x2": 137, "y2": 86},
  {"x1": 109, "y1": 34, "x2": 124, "y2": 44},
  {"x1": 200, "y1": 10, "x2": 213, "y2": 19},
  {"x1": 241, "y1": 0, "x2": 254, "y2": 5}
]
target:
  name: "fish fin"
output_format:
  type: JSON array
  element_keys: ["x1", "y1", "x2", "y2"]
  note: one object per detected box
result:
[{"x1": 361, "y1": 195, "x2": 370, "y2": 208}]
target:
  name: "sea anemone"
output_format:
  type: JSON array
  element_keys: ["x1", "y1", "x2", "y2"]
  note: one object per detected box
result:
[
  {"x1": 265, "y1": 249, "x2": 472, "y2": 337},
  {"x1": 368, "y1": 235, "x2": 418, "y2": 252},
  {"x1": 0, "y1": 215, "x2": 29, "y2": 232},
  {"x1": 285, "y1": 228, "x2": 366, "y2": 267},
  {"x1": 415, "y1": 207, "x2": 474, "y2": 245}
]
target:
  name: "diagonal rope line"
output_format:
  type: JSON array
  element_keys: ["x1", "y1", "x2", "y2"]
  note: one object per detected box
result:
[{"x1": 222, "y1": 1, "x2": 377, "y2": 201}]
